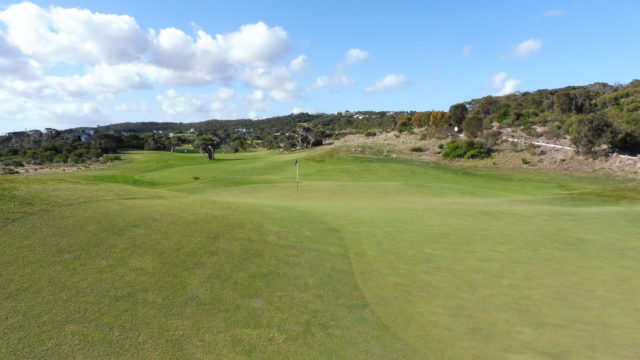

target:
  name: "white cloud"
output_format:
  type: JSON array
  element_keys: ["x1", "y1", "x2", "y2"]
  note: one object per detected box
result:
[
  {"x1": 309, "y1": 48, "x2": 369, "y2": 91},
  {"x1": 310, "y1": 71, "x2": 354, "y2": 90},
  {"x1": 544, "y1": 9, "x2": 565, "y2": 17},
  {"x1": 0, "y1": 2, "x2": 148, "y2": 65},
  {"x1": 0, "y1": 2, "x2": 306, "y2": 130},
  {"x1": 490, "y1": 72, "x2": 520, "y2": 96},
  {"x1": 345, "y1": 48, "x2": 370, "y2": 64},
  {"x1": 155, "y1": 87, "x2": 271, "y2": 120},
  {"x1": 244, "y1": 90, "x2": 270, "y2": 118},
  {"x1": 0, "y1": 3, "x2": 299, "y2": 100},
  {"x1": 156, "y1": 87, "x2": 236, "y2": 118},
  {"x1": 157, "y1": 89, "x2": 207, "y2": 116},
  {"x1": 149, "y1": 22, "x2": 289, "y2": 73},
  {"x1": 289, "y1": 55, "x2": 308, "y2": 72},
  {"x1": 240, "y1": 66, "x2": 300, "y2": 102},
  {"x1": 215, "y1": 87, "x2": 235, "y2": 100},
  {"x1": 364, "y1": 74, "x2": 408, "y2": 93},
  {"x1": 225, "y1": 22, "x2": 289, "y2": 65},
  {"x1": 463, "y1": 46, "x2": 472, "y2": 57},
  {"x1": 0, "y1": 63, "x2": 150, "y2": 101},
  {"x1": 146, "y1": 23, "x2": 300, "y2": 100},
  {"x1": 0, "y1": 34, "x2": 41, "y2": 80},
  {"x1": 46, "y1": 63, "x2": 150, "y2": 99},
  {"x1": 0, "y1": 99, "x2": 110, "y2": 131},
  {"x1": 505, "y1": 38, "x2": 542, "y2": 59}
]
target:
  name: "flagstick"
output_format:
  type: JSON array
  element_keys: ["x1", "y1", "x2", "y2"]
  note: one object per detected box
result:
[{"x1": 296, "y1": 160, "x2": 299, "y2": 192}]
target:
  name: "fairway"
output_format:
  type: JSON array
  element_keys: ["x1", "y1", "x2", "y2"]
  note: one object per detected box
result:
[{"x1": 2, "y1": 149, "x2": 639, "y2": 359}]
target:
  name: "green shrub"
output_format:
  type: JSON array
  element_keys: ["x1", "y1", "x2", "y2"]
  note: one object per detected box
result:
[
  {"x1": 464, "y1": 149, "x2": 487, "y2": 159},
  {"x1": 38, "y1": 150, "x2": 56, "y2": 163},
  {"x1": 571, "y1": 113, "x2": 617, "y2": 158},
  {"x1": 53, "y1": 153, "x2": 69, "y2": 163},
  {"x1": 100, "y1": 154, "x2": 122, "y2": 163},
  {"x1": 522, "y1": 126, "x2": 542, "y2": 138},
  {"x1": 364, "y1": 131, "x2": 377, "y2": 137},
  {"x1": 409, "y1": 146, "x2": 424, "y2": 152},
  {"x1": 462, "y1": 113, "x2": 483, "y2": 138},
  {"x1": 613, "y1": 131, "x2": 640, "y2": 155},
  {"x1": 543, "y1": 127, "x2": 563, "y2": 140},
  {"x1": 441, "y1": 139, "x2": 491, "y2": 160},
  {"x1": 2, "y1": 159, "x2": 24, "y2": 167},
  {"x1": 68, "y1": 153, "x2": 84, "y2": 164}
]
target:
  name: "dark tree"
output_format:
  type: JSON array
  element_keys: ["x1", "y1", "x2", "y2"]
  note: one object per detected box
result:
[
  {"x1": 193, "y1": 134, "x2": 223, "y2": 160},
  {"x1": 448, "y1": 103, "x2": 468, "y2": 128},
  {"x1": 571, "y1": 113, "x2": 618, "y2": 157},
  {"x1": 554, "y1": 91, "x2": 574, "y2": 114},
  {"x1": 462, "y1": 112, "x2": 484, "y2": 138},
  {"x1": 613, "y1": 131, "x2": 640, "y2": 155},
  {"x1": 144, "y1": 134, "x2": 169, "y2": 151},
  {"x1": 120, "y1": 134, "x2": 146, "y2": 149},
  {"x1": 475, "y1": 97, "x2": 499, "y2": 116},
  {"x1": 90, "y1": 133, "x2": 122, "y2": 153}
]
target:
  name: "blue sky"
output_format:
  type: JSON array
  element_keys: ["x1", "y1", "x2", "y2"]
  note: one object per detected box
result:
[{"x1": 0, "y1": 0, "x2": 639, "y2": 132}]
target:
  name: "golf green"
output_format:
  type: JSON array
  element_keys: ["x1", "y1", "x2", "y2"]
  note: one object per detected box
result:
[{"x1": 1, "y1": 149, "x2": 639, "y2": 359}]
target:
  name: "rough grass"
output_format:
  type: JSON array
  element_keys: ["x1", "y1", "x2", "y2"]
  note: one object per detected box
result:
[{"x1": 1, "y1": 149, "x2": 639, "y2": 359}]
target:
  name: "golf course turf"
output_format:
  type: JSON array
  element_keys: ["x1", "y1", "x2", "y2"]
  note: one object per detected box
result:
[{"x1": 1, "y1": 148, "x2": 639, "y2": 359}]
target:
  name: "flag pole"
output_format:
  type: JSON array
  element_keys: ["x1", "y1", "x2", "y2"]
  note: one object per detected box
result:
[{"x1": 296, "y1": 159, "x2": 299, "y2": 192}]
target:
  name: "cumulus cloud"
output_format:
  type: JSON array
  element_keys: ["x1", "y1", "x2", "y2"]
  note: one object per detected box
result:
[
  {"x1": 463, "y1": 46, "x2": 472, "y2": 57},
  {"x1": 310, "y1": 48, "x2": 369, "y2": 91},
  {"x1": 310, "y1": 71, "x2": 354, "y2": 90},
  {"x1": 289, "y1": 55, "x2": 308, "y2": 72},
  {"x1": 345, "y1": 48, "x2": 370, "y2": 64},
  {"x1": 0, "y1": 33, "x2": 41, "y2": 80},
  {"x1": 0, "y1": 99, "x2": 110, "y2": 131},
  {"x1": 0, "y1": 63, "x2": 150, "y2": 101},
  {"x1": 149, "y1": 22, "x2": 289, "y2": 75},
  {"x1": 504, "y1": 38, "x2": 542, "y2": 59},
  {"x1": 46, "y1": 63, "x2": 150, "y2": 99},
  {"x1": 155, "y1": 87, "x2": 271, "y2": 120},
  {"x1": 364, "y1": 74, "x2": 408, "y2": 93},
  {"x1": 0, "y1": 2, "x2": 319, "y2": 131},
  {"x1": 244, "y1": 90, "x2": 270, "y2": 119},
  {"x1": 240, "y1": 66, "x2": 300, "y2": 102},
  {"x1": 0, "y1": 2, "x2": 301, "y2": 107},
  {"x1": 156, "y1": 87, "x2": 236, "y2": 118},
  {"x1": 0, "y1": 2, "x2": 148, "y2": 65},
  {"x1": 490, "y1": 72, "x2": 520, "y2": 96}
]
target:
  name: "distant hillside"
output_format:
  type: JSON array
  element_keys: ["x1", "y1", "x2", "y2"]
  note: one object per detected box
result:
[
  {"x1": 68, "y1": 113, "x2": 326, "y2": 139},
  {"x1": 461, "y1": 80, "x2": 640, "y2": 132},
  {"x1": 67, "y1": 111, "x2": 409, "y2": 138},
  {"x1": 5, "y1": 80, "x2": 639, "y2": 158},
  {"x1": 65, "y1": 80, "x2": 639, "y2": 138}
]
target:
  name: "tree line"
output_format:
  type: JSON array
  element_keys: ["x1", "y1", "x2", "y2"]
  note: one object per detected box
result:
[
  {"x1": 2, "y1": 79, "x2": 638, "y2": 166},
  {"x1": 394, "y1": 80, "x2": 640, "y2": 157}
]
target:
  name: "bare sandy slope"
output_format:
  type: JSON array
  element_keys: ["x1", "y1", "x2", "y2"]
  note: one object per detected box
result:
[{"x1": 330, "y1": 128, "x2": 640, "y2": 179}]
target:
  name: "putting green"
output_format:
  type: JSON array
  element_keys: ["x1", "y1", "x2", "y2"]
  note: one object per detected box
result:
[{"x1": 1, "y1": 149, "x2": 639, "y2": 359}]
